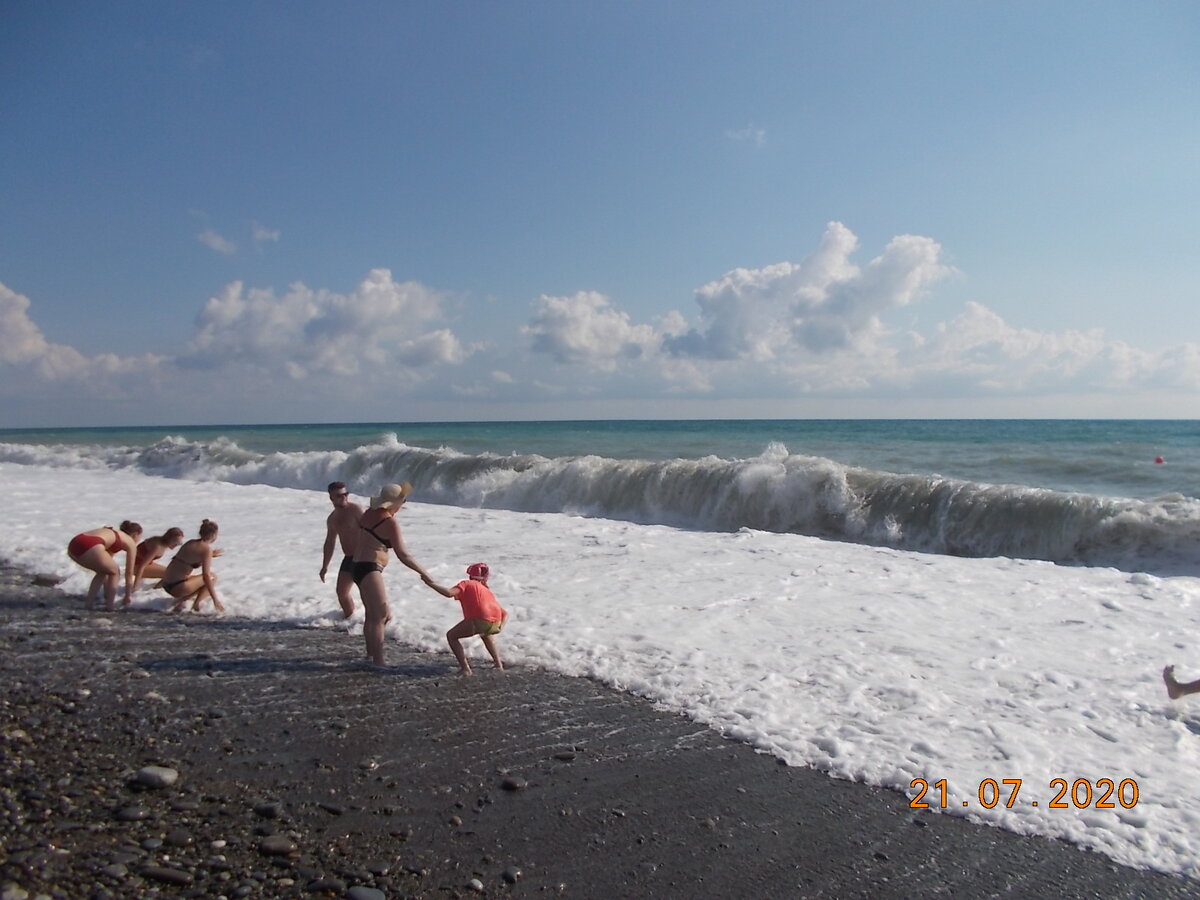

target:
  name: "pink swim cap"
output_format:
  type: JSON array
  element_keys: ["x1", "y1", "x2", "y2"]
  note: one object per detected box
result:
[{"x1": 466, "y1": 562, "x2": 489, "y2": 578}]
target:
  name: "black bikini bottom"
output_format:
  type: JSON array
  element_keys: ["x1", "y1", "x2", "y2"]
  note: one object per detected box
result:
[{"x1": 351, "y1": 561, "x2": 384, "y2": 587}]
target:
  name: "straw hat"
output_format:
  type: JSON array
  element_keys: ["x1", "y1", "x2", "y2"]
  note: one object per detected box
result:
[{"x1": 369, "y1": 482, "x2": 413, "y2": 510}]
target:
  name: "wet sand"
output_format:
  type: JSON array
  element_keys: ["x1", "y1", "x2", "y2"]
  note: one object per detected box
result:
[{"x1": 1, "y1": 563, "x2": 1195, "y2": 899}]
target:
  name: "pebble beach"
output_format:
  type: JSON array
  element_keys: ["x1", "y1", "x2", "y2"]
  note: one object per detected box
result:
[{"x1": 2, "y1": 564, "x2": 1197, "y2": 900}]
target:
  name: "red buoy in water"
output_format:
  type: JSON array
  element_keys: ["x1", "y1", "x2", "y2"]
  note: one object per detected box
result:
[{"x1": 1154, "y1": 456, "x2": 1165, "y2": 464}]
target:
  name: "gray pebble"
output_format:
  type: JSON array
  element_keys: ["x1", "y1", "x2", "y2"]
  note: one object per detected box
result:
[
  {"x1": 114, "y1": 806, "x2": 150, "y2": 822},
  {"x1": 347, "y1": 888, "x2": 386, "y2": 900},
  {"x1": 258, "y1": 834, "x2": 296, "y2": 856},
  {"x1": 141, "y1": 865, "x2": 194, "y2": 886},
  {"x1": 135, "y1": 765, "x2": 179, "y2": 788}
]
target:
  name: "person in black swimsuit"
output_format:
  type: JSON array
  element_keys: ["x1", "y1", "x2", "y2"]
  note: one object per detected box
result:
[
  {"x1": 319, "y1": 481, "x2": 365, "y2": 619},
  {"x1": 162, "y1": 519, "x2": 224, "y2": 613},
  {"x1": 351, "y1": 482, "x2": 435, "y2": 665}
]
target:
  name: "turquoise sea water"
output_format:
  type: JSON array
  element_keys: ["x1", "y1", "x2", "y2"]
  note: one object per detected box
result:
[
  {"x1": 1, "y1": 419, "x2": 1195, "y2": 496},
  {"x1": 2, "y1": 420, "x2": 1198, "y2": 573}
]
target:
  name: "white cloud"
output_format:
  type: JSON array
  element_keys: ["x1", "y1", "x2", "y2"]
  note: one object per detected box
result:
[
  {"x1": 198, "y1": 229, "x2": 237, "y2": 255},
  {"x1": 184, "y1": 268, "x2": 468, "y2": 378},
  {"x1": 521, "y1": 223, "x2": 1200, "y2": 403},
  {"x1": 890, "y1": 302, "x2": 1200, "y2": 395},
  {"x1": 726, "y1": 124, "x2": 767, "y2": 147},
  {"x1": 0, "y1": 282, "x2": 155, "y2": 381},
  {"x1": 252, "y1": 222, "x2": 281, "y2": 247},
  {"x1": 664, "y1": 221, "x2": 953, "y2": 360},
  {"x1": 521, "y1": 291, "x2": 659, "y2": 371}
]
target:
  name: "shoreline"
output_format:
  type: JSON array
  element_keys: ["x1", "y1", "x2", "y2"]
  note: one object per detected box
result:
[{"x1": 1, "y1": 562, "x2": 1196, "y2": 899}]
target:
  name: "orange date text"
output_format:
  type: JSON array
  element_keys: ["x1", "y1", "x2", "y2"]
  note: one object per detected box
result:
[{"x1": 909, "y1": 777, "x2": 1139, "y2": 810}]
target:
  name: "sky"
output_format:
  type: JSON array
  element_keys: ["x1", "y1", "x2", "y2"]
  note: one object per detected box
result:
[{"x1": 1, "y1": 0, "x2": 1199, "y2": 427}]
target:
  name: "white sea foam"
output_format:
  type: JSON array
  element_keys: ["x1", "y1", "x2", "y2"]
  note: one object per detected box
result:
[
  {"x1": 4, "y1": 436, "x2": 1198, "y2": 574},
  {"x1": 4, "y1": 461, "x2": 1200, "y2": 875}
]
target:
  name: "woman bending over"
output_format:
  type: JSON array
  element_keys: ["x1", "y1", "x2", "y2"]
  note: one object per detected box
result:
[
  {"x1": 67, "y1": 521, "x2": 142, "y2": 610},
  {"x1": 133, "y1": 527, "x2": 185, "y2": 592}
]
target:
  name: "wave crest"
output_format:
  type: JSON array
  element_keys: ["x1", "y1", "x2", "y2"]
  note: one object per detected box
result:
[{"x1": 3, "y1": 435, "x2": 1197, "y2": 574}]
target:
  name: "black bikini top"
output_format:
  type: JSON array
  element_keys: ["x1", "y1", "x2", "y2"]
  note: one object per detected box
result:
[{"x1": 360, "y1": 519, "x2": 392, "y2": 550}]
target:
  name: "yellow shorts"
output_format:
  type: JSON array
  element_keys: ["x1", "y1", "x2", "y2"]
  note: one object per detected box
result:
[{"x1": 469, "y1": 619, "x2": 502, "y2": 636}]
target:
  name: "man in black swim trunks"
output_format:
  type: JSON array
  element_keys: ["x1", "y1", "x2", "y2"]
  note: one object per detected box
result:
[{"x1": 319, "y1": 481, "x2": 365, "y2": 618}]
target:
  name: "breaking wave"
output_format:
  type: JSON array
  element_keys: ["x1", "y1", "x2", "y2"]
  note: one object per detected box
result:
[{"x1": 3, "y1": 433, "x2": 1198, "y2": 575}]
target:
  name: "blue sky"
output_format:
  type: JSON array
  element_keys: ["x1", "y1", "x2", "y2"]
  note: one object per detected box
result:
[{"x1": 2, "y1": 1, "x2": 1198, "y2": 426}]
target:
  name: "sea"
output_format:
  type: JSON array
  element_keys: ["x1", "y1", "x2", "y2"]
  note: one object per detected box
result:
[{"x1": 2, "y1": 419, "x2": 1200, "y2": 876}]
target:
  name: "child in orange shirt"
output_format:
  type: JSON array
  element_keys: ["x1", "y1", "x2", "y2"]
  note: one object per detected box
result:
[{"x1": 423, "y1": 562, "x2": 508, "y2": 675}]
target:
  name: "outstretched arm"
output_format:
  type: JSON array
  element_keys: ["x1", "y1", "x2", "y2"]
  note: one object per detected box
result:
[
  {"x1": 424, "y1": 579, "x2": 458, "y2": 598},
  {"x1": 387, "y1": 520, "x2": 432, "y2": 582}
]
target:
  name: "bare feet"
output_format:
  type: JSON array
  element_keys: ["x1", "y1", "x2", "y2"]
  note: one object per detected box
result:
[{"x1": 1165, "y1": 665, "x2": 1184, "y2": 700}]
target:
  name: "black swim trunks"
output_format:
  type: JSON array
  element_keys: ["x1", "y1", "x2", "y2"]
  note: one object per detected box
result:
[{"x1": 338, "y1": 555, "x2": 354, "y2": 575}]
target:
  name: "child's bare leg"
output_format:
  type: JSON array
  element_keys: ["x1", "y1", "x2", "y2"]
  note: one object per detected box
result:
[
  {"x1": 446, "y1": 621, "x2": 476, "y2": 674},
  {"x1": 481, "y1": 634, "x2": 503, "y2": 670}
]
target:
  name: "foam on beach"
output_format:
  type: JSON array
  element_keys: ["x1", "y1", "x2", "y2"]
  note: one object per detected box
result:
[
  {"x1": 5, "y1": 459, "x2": 1200, "y2": 877},
  {"x1": 4, "y1": 434, "x2": 1200, "y2": 574}
]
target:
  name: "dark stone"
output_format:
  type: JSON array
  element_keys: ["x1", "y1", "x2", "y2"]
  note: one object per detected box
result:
[{"x1": 141, "y1": 865, "x2": 194, "y2": 886}]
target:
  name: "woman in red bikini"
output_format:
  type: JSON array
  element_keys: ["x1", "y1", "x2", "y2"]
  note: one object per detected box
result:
[{"x1": 66, "y1": 521, "x2": 142, "y2": 610}]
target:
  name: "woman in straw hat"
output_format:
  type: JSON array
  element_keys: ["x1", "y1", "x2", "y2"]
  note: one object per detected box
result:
[{"x1": 352, "y1": 482, "x2": 434, "y2": 665}]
